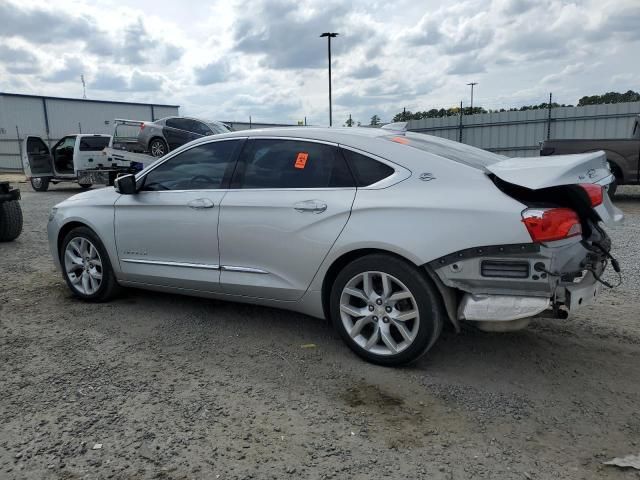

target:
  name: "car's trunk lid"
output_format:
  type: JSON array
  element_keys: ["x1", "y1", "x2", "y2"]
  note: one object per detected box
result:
[
  {"x1": 486, "y1": 151, "x2": 611, "y2": 190},
  {"x1": 488, "y1": 151, "x2": 623, "y2": 228}
]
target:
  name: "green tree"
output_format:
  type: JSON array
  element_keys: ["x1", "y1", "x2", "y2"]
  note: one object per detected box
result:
[
  {"x1": 578, "y1": 90, "x2": 640, "y2": 106},
  {"x1": 345, "y1": 115, "x2": 355, "y2": 127},
  {"x1": 370, "y1": 115, "x2": 381, "y2": 126}
]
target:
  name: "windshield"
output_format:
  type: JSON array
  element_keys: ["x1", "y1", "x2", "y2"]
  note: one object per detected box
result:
[
  {"x1": 385, "y1": 132, "x2": 505, "y2": 169},
  {"x1": 79, "y1": 136, "x2": 110, "y2": 151}
]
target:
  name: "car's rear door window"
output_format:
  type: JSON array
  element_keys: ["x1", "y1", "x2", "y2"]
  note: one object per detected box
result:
[
  {"x1": 341, "y1": 149, "x2": 395, "y2": 187},
  {"x1": 234, "y1": 139, "x2": 354, "y2": 189},
  {"x1": 79, "y1": 137, "x2": 110, "y2": 151},
  {"x1": 141, "y1": 140, "x2": 242, "y2": 191}
]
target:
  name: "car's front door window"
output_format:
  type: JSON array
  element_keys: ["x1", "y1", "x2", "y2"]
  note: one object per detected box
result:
[{"x1": 141, "y1": 140, "x2": 241, "y2": 191}]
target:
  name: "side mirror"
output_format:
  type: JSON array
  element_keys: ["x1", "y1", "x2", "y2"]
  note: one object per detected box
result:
[{"x1": 115, "y1": 174, "x2": 137, "y2": 194}]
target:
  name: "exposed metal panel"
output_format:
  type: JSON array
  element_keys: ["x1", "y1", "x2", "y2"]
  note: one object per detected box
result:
[
  {"x1": 409, "y1": 101, "x2": 640, "y2": 157},
  {"x1": 153, "y1": 106, "x2": 180, "y2": 119}
]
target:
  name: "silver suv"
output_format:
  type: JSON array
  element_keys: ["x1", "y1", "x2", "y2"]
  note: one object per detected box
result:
[{"x1": 138, "y1": 117, "x2": 230, "y2": 157}]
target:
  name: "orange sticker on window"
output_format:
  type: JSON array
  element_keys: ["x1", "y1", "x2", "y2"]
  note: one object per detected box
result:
[{"x1": 295, "y1": 152, "x2": 308, "y2": 169}]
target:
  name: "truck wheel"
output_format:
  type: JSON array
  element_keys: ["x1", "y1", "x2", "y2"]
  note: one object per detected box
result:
[
  {"x1": 79, "y1": 184, "x2": 92, "y2": 190},
  {"x1": 30, "y1": 177, "x2": 50, "y2": 192},
  {"x1": 0, "y1": 200, "x2": 23, "y2": 242},
  {"x1": 149, "y1": 138, "x2": 168, "y2": 157}
]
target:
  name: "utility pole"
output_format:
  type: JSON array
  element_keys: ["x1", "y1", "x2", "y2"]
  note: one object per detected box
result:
[
  {"x1": 458, "y1": 100, "x2": 463, "y2": 143},
  {"x1": 320, "y1": 32, "x2": 339, "y2": 126},
  {"x1": 546, "y1": 92, "x2": 553, "y2": 140},
  {"x1": 467, "y1": 82, "x2": 478, "y2": 113},
  {"x1": 80, "y1": 74, "x2": 87, "y2": 99}
]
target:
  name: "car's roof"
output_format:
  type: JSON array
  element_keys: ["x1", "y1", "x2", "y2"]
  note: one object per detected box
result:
[{"x1": 219, "y1": 126, "x2": 391, "y2": 142}]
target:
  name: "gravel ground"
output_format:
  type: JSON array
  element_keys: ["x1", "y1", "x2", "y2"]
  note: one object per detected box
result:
[{"x1": 1, "y1": 179, "x2": 639, "y2": 480}]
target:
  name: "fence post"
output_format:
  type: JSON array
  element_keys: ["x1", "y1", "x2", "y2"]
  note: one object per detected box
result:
[
  {"x1": 78, "y1": 122, "x2": 82, "y2": 134},
  {"x1": 546, "y1": 92, "x2": 553, "y2": 140},
  {"x1": 458, "y1": 101, "x2": 463, "y2": 143}
]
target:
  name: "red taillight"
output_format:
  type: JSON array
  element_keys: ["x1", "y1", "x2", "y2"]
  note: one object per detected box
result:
[
  {"x1": 579, "y1": 183, "x2": 603, "y2": 207},
  {"x1": 522, "y1": 208, "x2": 582, "y2": 243}
]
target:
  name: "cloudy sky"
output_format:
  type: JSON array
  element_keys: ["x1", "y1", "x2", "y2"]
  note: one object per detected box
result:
[{"x1": 0, "y1": 0, "x2": 639, "y2": 125}]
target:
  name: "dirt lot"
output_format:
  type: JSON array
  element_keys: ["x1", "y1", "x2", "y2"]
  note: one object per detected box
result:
[{"x1": 1, "y1": 177, "x2": 639, "y2": 480}]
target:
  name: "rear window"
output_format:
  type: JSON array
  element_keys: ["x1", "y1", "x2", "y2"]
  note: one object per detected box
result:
[
  {"x1": 385, "y1": 132, "x2": 504, "y2": 169},
  {"x1": 79, "y1": 137, "x2": 110, "y2": 151}
]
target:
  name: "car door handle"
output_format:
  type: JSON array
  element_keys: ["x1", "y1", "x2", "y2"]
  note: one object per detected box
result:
[
  {"x1": 294, "y1": 200, "x2": 327, "y2": 213},
  {"x1": 187, "y1": 198, "x2": 215, "y2": 209}
]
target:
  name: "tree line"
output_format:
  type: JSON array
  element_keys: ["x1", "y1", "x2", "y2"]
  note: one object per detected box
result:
[{"x1": 344, "y1": 90, "x2": 640, "y2": 126}]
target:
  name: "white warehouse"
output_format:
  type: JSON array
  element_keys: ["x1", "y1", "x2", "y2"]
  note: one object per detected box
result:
[{"x1": 0, "y1": 92, "x2": 179, "y2": 171}]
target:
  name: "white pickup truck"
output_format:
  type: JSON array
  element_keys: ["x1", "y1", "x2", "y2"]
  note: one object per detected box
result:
[{"x1": 22, "y1": 133, "x2": 153, "y2": 192}]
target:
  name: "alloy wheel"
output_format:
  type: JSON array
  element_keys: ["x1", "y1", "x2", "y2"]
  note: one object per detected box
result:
[
  {"x1": 339, "y1": 271, "x2": 420, "y2": 356},
  {"x1": 150, "y1": 140, "x2": 166, "y2": 157},
  {"x1": 64, "y1": 237, "x2": 103, "y2": 295}
]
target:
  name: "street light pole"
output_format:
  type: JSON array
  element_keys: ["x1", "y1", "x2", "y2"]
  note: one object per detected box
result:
[
  {"x1": 320, "y1": 32, "x2": 339, "y2": 126},
  {"x1": 467, "y1": 82, "x2": 478, "y2": 113}
]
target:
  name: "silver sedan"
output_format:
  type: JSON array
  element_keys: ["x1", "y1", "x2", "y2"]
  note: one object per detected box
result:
[{"x1": 47, "y1": 126, "x2": 623, "y2": 365}]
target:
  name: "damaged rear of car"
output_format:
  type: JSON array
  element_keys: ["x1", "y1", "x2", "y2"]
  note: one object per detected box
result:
[{"x1": 421, "y1": 142, "x2": 623, "y2": 332}]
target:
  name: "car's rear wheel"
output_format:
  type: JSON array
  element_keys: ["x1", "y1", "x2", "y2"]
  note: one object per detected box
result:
[
  {"x1": 149, "y1": 138, "x2": 168, "y2": 157},
  {"x1": 79, "y1": 183, "x2": 92, "y2": 190},
  {"x1": 30, "y1": 177, "x2": 50, "y2": 192},
  {"x1": 330, "y1": 254, "x2": 444, "y2": 366},
  {"x1": 61, "y1": 226, "x2": 120, "y2": 302}
]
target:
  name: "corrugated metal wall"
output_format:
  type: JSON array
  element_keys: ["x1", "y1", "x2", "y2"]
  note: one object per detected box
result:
[
  {"x1": 408, "y1": 102, "x2": 640, "y2": 157},
  {"x1": 0, "y1": 94, "x2": 179, "y2": 171}
]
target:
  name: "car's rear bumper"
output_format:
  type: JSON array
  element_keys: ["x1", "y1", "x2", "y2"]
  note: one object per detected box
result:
[{"x1": 429, "y1": 235, "x2": 610, "y2": 323}]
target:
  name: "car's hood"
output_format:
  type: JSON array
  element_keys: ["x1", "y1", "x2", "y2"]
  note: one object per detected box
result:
[
  {"x1": 487, "y1": 151, "x2": 611, "y2": 190},
  {"x1": 55, "y1": 186, "x2": 119, "y2": 208}
]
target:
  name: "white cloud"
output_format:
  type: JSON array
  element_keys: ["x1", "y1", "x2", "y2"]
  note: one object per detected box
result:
[{"x1": 0, "y1": 0, "x2": 638, "y2": 125}]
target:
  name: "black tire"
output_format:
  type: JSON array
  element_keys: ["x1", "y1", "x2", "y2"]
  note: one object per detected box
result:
[
  {"x1": 330, "y1": 254, "x2": 444, "y2": 366},
  {"x1": 30, "y1": 177, "x2": 50, "y2": 192},
  {"x1": 0, "y1": 200, "x2": 23, "y2": 242},
  {"x1": 149, "y1": 138, "x2": 168, "y2": 157},
  {"x1": 79, "y1": 184, "x2": 92, "y2": 190},
  {"x1": 60, "y1": 226, "x2": 121, "y2": 302},
  {"x1": 607, "y1": 162, "x2": 621, "y2": 198}
]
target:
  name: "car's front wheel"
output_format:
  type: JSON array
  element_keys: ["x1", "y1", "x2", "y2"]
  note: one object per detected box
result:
[
  {"x1": 61, "y1": 226, "x2": 120, "y2": 302},
  {"x1": 330, "y1": 254, "x2": 444, "y2": 366}
]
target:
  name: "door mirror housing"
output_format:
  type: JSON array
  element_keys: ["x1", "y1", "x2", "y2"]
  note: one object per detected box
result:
[{"x1": 115, "y1": 174, "x2": 137, "y2": 194}]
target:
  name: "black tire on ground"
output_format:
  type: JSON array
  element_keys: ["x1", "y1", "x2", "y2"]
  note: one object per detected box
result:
[
  {"x1": 149, "y1": 138, "x2": 168, "y2": 157},
  {"x1": 607, "y1": 162, "x2": 621, "y2": 198},
  {"x1": 30, "y1": 177, "x2": 50, "y2": 192},
  {"x1": 330, "y1": 254, "x2": 444, "y2": 366},
  {"x1": 79, "y1": 184, "x2": 92, "y2": 190},
  {"x1": 0, "y1": 200, "x2": 23, "y2": 242},
  {"x1": 60, "y1": 226, "x2": 121, "y2": 302}
]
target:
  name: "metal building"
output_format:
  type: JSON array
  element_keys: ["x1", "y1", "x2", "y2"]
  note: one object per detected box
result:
[
  {"x1": 408, "y1": 101, "x2": 640, "y2": 157},
  {"x1": 0, "y1": 92, "x2": 179, "y2": 171}
]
